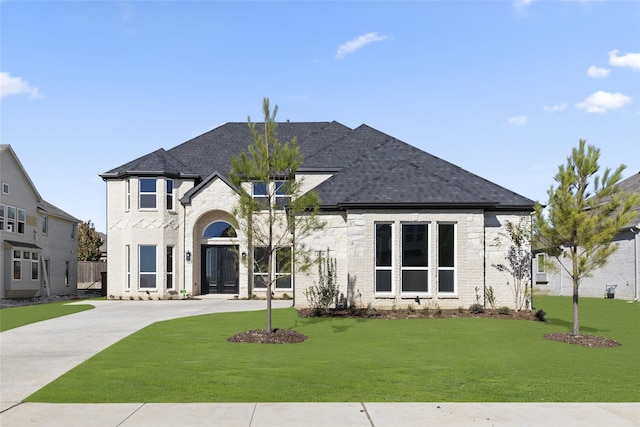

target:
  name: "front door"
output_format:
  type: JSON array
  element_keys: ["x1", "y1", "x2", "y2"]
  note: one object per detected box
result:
[{"x1": 201, "y1": 245, "x2": 239, "y2": 294}]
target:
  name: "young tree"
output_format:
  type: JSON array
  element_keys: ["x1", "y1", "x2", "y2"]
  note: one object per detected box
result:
[
  {"x1": 78, "y1": 220, "x2": 103, "y2": 261},
  {"x1": 229, "y1": 98, "x2": 325, "y2": 333},
  {"x1": 492, "y1": 217, "x2": 532, "y2": 311},
  {"x1": 533, "y1": 140, "x2": 639, "y2": 336}
]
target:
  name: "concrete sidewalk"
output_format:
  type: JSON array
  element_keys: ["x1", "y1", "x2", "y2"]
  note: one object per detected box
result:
[
  {"x1": 1, "y1": 299, "x2": 638, "y2": 426},
  {"x1": 2, "y1": 402, "x2": 638, "y2": 426}
]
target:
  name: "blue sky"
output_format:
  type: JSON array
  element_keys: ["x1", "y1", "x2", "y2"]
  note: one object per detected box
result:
[{"x1": 2, "y1": 0, "x2": 639, "y2": 232}]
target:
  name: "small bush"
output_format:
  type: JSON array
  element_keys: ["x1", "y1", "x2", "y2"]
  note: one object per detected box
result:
[
  {"x1": 497, "y1": 306, "x2": 510, "y2": 315},
  {"x1": 469, "y1": 303, "x2": 485, "y2": 314},
  {"x1": 434, "y1": 304, "x2": 442, "y2": 316},
  {"x1": 422, "y1": 306, "x2": 430, "y2": 316},
  {"x1": 458, "y1": 306, "x2": 464, "y2": 313},
  {"x1": 535, "y1": 309, "x2": 547, "y2": 322},
  {"x1": 407, "y1": 303, "x2": 415, "y2": 313}
]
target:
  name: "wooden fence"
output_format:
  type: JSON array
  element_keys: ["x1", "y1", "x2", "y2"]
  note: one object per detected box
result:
[{"x1": 78, "y1": 261, "x2": 107, "y2": 289}]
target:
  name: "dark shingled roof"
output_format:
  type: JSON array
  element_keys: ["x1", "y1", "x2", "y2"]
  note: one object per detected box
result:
[{"x1": 101, "y1": 122, "x2": 534, "y2": 211}]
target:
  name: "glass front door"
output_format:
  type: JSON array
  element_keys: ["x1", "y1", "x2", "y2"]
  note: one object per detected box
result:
[{"x1": 201, "y1": 245, "x2": 238, "y2": 294}]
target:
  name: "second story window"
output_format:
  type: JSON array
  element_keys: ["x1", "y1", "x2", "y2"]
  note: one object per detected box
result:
[
  {"x1": 17, "y1": 209, "x2": 26, "y2": 234},
  {"x1": 7, "y1": 206, "x2": 16, "y2": 233},
  {"x1": 166, "y1": 179, "x2": 174, "y2": 210},
  {"x1": 0, "y1": 204, "x2": 4, "y2": 231},
  {"x1": 139, "y1": 178, "x2": 157, "y2": 209},
  {"x1": 252, "y1": 182, "x2": 269, "y2": 209},
  {"x1": 252, "y1": 180, "x2": 291, "y2": 209}
]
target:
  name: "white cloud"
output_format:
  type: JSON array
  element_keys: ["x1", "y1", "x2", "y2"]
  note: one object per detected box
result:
[
  {"x1": 608, "y1": 50, "x2": 640, "y2": 70},
  {"x1": 576, "y1": 91, "x2": 632, "y2": 113},
  {"x1": 587, "y1": 66, "x2": 610, "y2": 78},
  {"x1": 513, "y1": 0, "x2": 534, "y2": 11},
  {"x1": 0, "y1": 72, "x2": 42, "y2": 100},
  {"x1": 336, "y1": 32, "x2": 387, "y2": 59},
  {"x1": 508, "y1": 116, "x2": 527, "y2": 126},
  {"x1": 544, "y1": 103, "x2": 567, "y2": 112}
]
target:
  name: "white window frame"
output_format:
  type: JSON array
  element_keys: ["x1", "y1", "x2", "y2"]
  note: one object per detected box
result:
[
  {"x1": 275, "y1": 247, "x2": 292, "y2": 290},
  {"x1": 17, "y1": 208, "x2": 26, "y2": 234},
  {"x1": 400, "y1": 222, "x2": 430, "y2": 296},
  {"x1": 253, "y1": 246, "x2": 269, "y2": 289},
  {"x1": 536, "y1": 253, "x2": 546, "y2": 273},
  {"x1": 375, "y1": 222, "x2": 394, "y2": 295},
  {"x1": 126, "y1": 179, "x2": 131, "y2": 211},
  {"x1": 139, "y1": 245, "x2": 157, "y2": 289},
  {"x1": 166, "y1": 179, "x2": 174, "y2": 211},
  {"x1": 6, "y1": 206, "x2": 15, "y2": 233},
  {"x1": 437, "y1": 222, "x2": 457, "y2": 295},
  {"x1": 13, "y1": 250, "x2": 21, "y2": 280},
  {"x1": 139, "y1": 178, "x2": 157, "y2": 210},
  {"x1": 31, "y1": 252, "x2": 40, "y2": 281},
  {"x1": 0, "y1": 204, "x2": 4, "y2": 231},
  {"x1": 125, "y1": 245, "x2": 131, "y2": 290},
  {"x1": 2, "y1": 182, "x2": 9, "y2": 194},
  {"x1": 166, "y1": 245, "x2": 174, "y2": 289}
]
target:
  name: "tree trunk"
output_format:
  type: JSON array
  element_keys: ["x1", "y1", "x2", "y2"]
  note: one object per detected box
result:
[
  {"x1": 572, "y1": 248, "x2": 580, "y2": 336},
  {"x1": 266, "y1": 283, "x2": 272, "y2": 333}
]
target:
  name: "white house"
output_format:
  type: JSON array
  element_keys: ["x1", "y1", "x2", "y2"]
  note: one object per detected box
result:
[
  {"x1": 1, "y1": 145, "x2": 80, "y2": 299},
  {"x1": 101, "y1": 122, "x2": 535, "y2": 309},
  {"x1": 533, "y1": 172, "x2": 640, "y2": 301}
]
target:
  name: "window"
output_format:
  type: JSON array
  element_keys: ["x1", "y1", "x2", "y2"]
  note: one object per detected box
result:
[
  {"x1": 0, "y1": 204, "x2": 4, "y2": 231},
  {"x1": 13, "y1": 250, "x2": 21, "y2": 280},
  {"x1": 437, "y1": 223, "x2": 456, "y2": 293},
  {"x1": 71, "y1": 224, "x2": 75, "y2": 239},
  {"x1": 139, "y1": 178, "x2": 157, "y2": 209},
  {"x1": 125, "y1": 245, "x2": 131, "y2": 290},
  {"x1": 252, "y1": 182, "x2": 268, "y2": 209},
  {"x1": 275, "y1": 247, "x2": 292, "y2": 289},
  {"x1": 166, "y1": 179, "x2": 174, "y2": 210},
  {"x1": 536, "y1": 253, "x2": 546, "y2": 273},
  {"x1": 126, "y1": 179, "x2": 131, "y2": 211},
  {"x1": 42, "y1": 216, "x2": 48, "y2": 234},
  {"x1": 2, "y1": 182, "x2": 8, "y2": 194},
  {"x1": 252, "y1": 180, "x2": 291, "y2": 209},
  {"x1": 31, "y1": 253, "x2": 39, "y2": 281},
  {"x1": 203, "y1": 221, "x2": 236, "y2": 238},
  {"x1": 375, "y1": 223, "x2": 393, "y2": 293},
  {"x1": 7, "y1": 206, "x2": 15, "y2": 233},
  {"x1": 139, "y1": 245, "x2": 157, "y2": 288},
  {"x1": 401, "y1": 223, "x2": 429, "y2": 293},
  {"x1": 166, "y1": 246, "x2": 174, "y2": 289},
  {"x1": 65, "y1": 261, "x2": 70, "y2": 286},
  {"x1": 253, "y1": 247, "x2": 269, "y2": 288},
  {"x1": 23, "y1": 251, "x2": 30, "y2": 259},
  {"x1": 17, "y1": 209, "x2": 25, "y2": 234},
  {"x1": 275, "y1": 180, "x2": 291, "y2": 208}
]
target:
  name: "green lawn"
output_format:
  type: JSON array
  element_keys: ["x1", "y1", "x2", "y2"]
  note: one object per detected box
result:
[
  {"x1": 27, "y1": 295, "x2": 639, "y2": 402},
  {"x1": 0, "y1": 301, "x2": 94, "y2": 332}
]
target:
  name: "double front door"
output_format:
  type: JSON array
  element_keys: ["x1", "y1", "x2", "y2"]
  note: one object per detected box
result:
[{"x1": 201, "y1": 245, "x2": 238, "y2": 294}]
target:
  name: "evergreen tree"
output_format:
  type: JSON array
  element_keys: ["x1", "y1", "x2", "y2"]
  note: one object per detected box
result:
[
  {"x1": 78, "y1": 220, "x2": 103, "y2": 261},
  {"x1": 230, "y1": 98, "x2": 324, "y2": 333},
  {"x1": 533, "y1": 140, "x2": 639, "y2": 336}
]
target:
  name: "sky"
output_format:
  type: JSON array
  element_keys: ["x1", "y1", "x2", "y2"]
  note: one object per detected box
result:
[{"x1": 2, "y1": 0, "x2": 639, "y2": 233}]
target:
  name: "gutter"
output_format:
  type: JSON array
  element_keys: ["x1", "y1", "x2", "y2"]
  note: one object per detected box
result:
[{"x1": 632, "y1": 225, "x2": 640, "y2": 301}]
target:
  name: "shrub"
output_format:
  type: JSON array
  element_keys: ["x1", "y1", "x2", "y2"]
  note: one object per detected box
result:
[
  {"x1": 422, "y1": 306, "x2": 430, "y2": 316},
  {"x1": 407, "y1": 303, "x2": 415, "y2": 313},
  {"x1": 469, "y1": 303, "x2": 485, "y2": 314},
  {"x1": 498, "y1": 306, "x2": 510, "y2": 315},
  {"x1": 535, "y1": 309, "x2": 547, "y2": 322},
  {"x1": 304, "y1": 251, "x2": 339, "y2": 312},
  {"x1": 434, "y1": 304, "x2": 442, "y2": 316}
]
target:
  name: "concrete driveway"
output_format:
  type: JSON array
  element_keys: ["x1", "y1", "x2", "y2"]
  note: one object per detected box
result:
[{"x1": 0, "y1": 298, "x2": 291, "y2": 406}]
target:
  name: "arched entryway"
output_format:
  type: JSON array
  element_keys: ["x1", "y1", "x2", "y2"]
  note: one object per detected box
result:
[{"x1": 200, "y1": 221, "x2": 239, "y2": 294}]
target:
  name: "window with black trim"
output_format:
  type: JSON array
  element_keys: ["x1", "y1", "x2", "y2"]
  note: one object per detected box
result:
[
  {"x1": 166, "y1": 179, "x2": 174, "y2": 210},
  {"x1": 139, "y1": 245, "x2": 157, "y2": 288},
  {"x1": 375, "y1": 223, "x2": 393, "y2": 293},
  {"x1": 437, "y1": 223, "x2": 456, "y2": 293},
  {"x1": 401, "y1": 223, "x2": 429, "y2": 293}
]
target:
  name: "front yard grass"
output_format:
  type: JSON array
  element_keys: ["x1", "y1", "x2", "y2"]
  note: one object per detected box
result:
[
  {"x1": 27, "y1": 295, "x2": 639, "y2": 402},
  {"x1": 0, "y1": 301, "x2": 94, "y2": 332}
]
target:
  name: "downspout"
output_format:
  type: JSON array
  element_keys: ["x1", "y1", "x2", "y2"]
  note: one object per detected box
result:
[
  {"x1": 632, "y1": 226, "x2": 639, "y2": 301},
  {"x1": 183, "y1": 203, "x2": 187, "y2": 294},
  {"x1": 483, "y1": 217, "x2": 486, "y2": 308}
]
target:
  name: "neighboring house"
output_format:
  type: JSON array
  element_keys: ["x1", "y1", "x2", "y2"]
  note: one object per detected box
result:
[
  {"x1": 533, "y1": 172, "x2": 640, "y2": 301},
  {"x1": 1, "y1": 145, "x2": 80, "y2": 299},
  {"x1": 101, "y1": 122, "x2": 535, "y2": 309}
]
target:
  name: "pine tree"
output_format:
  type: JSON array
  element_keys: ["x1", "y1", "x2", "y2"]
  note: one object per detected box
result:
[
  {"x1": 533, "y1": 140, "x2": 639, "y2": 336},
  {"x1": 229, "y1": 98, "x2": 325, "y2": 333},
  {"x1": 77, "y1": 220, "x2": 103, "y2": 261}
]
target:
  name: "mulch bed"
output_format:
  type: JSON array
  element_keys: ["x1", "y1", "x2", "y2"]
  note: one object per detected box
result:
[
  {"x1": 544, "y1": 332, "x2": 621, "y2": 348},
  {"x1": 297, "y1": 307, "x2": 537, "y2": 321},
  {"x1": 227, "y1": 328, "x2": 307, "y2": 344}
]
